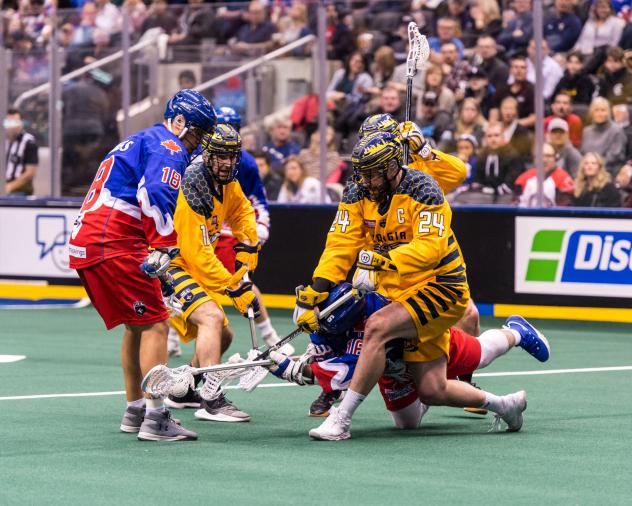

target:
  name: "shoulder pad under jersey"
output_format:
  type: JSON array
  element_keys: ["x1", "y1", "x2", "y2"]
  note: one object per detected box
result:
[
  {"x1": 341, "y1": 178, "x2": 366, "y2": 204},
  {"x1": 181, "y1": 162, "x2": 214, "y2": 218},
  {"x1": 396, "y1": 169, "x2": 444, "y2": 206}
]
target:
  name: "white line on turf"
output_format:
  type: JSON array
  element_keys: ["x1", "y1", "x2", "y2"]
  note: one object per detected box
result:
[{"x1": 1, "y1": 365, "x2": 631, "y2": 401}]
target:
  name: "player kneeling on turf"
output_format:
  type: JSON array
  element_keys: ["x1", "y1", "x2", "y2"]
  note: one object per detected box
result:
[
  {"x1": 165, "y1": 124, "x2": 261, "y2": 423},
  {"x1": 269, "y1": 283, "x2": 551, "y2": 431}
]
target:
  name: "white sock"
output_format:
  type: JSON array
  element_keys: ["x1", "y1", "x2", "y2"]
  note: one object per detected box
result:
[
  {"x1": 338, "y1": 389, "x2": 366, "y2": 420},
  {"x1": 256, "y1": 318, "x2": 275, "y2": 337},
  {"x1": 477, "y1": 329, "x2": 512, "y2": 369},
  {"x1": 127, "y1": 398, "x2": 145, "y2": 409},
  {"x1": 482, "y1": 392, "x2": 505, "y2": 413},
  {"x1": 145, "y1": 397, "x2": 164, "y2": 413},
  {"x1": 507, "y1": 328, "x2": 521, "y2": 346}
]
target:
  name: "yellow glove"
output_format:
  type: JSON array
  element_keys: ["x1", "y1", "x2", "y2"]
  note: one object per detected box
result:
[
  {"x1": 357, "y1": 250, "x2": 397, "y2": 272},
  {"x1": 234, "y1": 241, "x2": 261, "y2": 272},
  {"x1": 398, "y1": 121, "x2": 432, "y2": 159},
  {"x1": 225, "y1": 265, "x2": 260, "y2": 317},
  {"x1": 293, "y1": 285, "x2": 329, "y2": 332}
]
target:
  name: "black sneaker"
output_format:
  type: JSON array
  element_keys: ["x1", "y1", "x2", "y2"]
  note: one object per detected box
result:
[
  {"x1": 164, "y1": 386, "x2": 202, "y2": 409},
  {"x1": 309, "y1": 390, "x2": 343, "y2": 417}
]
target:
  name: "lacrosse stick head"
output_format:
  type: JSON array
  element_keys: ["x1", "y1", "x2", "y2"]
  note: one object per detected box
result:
[
  {"x1": 141, "y1": 364, "x2": 176, "y2": 398},
  {"x1": 406, "y1": 22, "x2": 429, "y2": 78},
  {"x1": 238, "y1": 349, "x2": 269, "y2": 392}
]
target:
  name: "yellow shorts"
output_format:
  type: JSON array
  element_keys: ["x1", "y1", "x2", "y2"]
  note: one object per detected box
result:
[
  {"x1": 167, "y1": 266, "x2": 228, "y2": 343},
  {"x1": 398, "y1": 276, "x2": 470, "y2": 363}
]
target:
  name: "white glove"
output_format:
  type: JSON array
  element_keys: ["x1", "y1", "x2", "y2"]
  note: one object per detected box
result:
[
  {"x1": 302, "y1": 342, "x2": 334, "y2": 361},
  {"x1": 268, "y1": 351, "x2": 313, "y2": 385},
  {"x1": 352, "y1": 267, "x2": 378, "y2": 295},
  {"x1": 398, "y1": 121, "x2": 432, "y2": 160},
  {"x1": 141, "y1": 249, "x2": 174, "y2": 278},
  {"x1": 163, "y1": 294, "x2": 183, "y2": 316},
  {"x1": 256, "y1": 223, "x2": 269, "y2": 245}
]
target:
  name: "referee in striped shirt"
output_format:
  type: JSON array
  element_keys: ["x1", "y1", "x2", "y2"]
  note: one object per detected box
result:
[{"x1": 4, "y1": 108, "x2": 38, "y2": 196}]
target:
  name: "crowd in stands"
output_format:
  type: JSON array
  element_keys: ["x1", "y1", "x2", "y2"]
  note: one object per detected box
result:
[{"x1": 2, "y1": 0, "x2": 632, "y2": 207}]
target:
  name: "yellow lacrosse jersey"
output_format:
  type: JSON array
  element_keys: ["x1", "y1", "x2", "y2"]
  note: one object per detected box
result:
[
  {"x1": 170, "y1": 161, "x2": 257, "y2": 294},
  {"x1": 408, "y1": 149, "x2": 467, "y2": 194},
  {"x1": 313, "y1": 168, "x2": 467, "y2": 302}
]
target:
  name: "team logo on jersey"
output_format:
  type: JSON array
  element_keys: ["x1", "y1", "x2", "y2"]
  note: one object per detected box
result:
[
  {"x1": 180, "y1": 287, "x2": 194, "y2": 302},
  {"x1": 364, "y1": 219, "x2": 376, "y2": 228},
  {"x1": 161, "y1": 139, "x2": 182, "y2": 155},
  {"x1": 133, "y1": 301, "x2": 146, "y2": 316}
]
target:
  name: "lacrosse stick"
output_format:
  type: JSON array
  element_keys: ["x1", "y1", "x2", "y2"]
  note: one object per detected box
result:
[
  {"x1": 141, "y1": 289, "x2": 357, "y2": 397},
  {"x1": 403, "y1": 22, "x2": 429, "y2": 164},
  {"x1": 237, "y1": 303, "x2": 270, "y2": 392}
]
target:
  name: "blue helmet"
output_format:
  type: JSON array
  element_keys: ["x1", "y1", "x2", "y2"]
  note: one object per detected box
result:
[
  {"x1": 164, "y1": 89, "x2": 217, "y2": 135},
  {"x1": 217, "y1": 106, "x2": 242, "y2": 131},
  {"x1": 318, "y1": 283, "x2": 365, "y2": 336}
]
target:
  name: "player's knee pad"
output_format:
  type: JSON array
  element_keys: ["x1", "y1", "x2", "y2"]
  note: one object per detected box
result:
[
  {"x1": 477, "y1": 329, "x2": 510, "y2": 369},
  {"x1": 391, "y1": 399, "x2": 427, "y2": 429}
]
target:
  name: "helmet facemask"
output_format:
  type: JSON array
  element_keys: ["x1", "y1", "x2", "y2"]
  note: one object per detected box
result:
[
  {"x1": 203, "y1": 148, "x2": 241, "y2": 185},
  {"x1": 355, "y1": 158, "x2": 400, "y2": 203}
]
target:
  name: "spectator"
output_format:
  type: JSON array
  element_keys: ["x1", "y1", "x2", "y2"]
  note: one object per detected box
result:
[
  {"x1": 121, "y1": 0, "x2": 148, "y2": 34},
  {"x1": 573, "y1": 0, "x2": 625, "y2": 66},
  {"x1": 597, "y1": 46, "x2": 632, "y2": 106},
  {"x1": 367, "y1": 46, "x2": 398, "y2": 99},
  {"x1": 71, "y1": 2, "x2": 98, "y2": 47},
  {"x1": 297, "y1": 126, "x2": 344, "y2": 180},
  {"x1": 177, "y1": 69, "x2": 196, "y2": 89},
  {"x1": 499, "y1": 96, "x2": 532, "y2": 163},
  {"x1": 416, "y1": 90, "x2": 455, "y2": 149},
  {"x1": 277, "y1": 155, "x2": 330, "y2": 204},
  {"x1": 544, "y1": 0, "x2": 583, "y2": 53},
  {"x1": 4, "y1": 108, "x2": 38, "y2": 196},
  {"x1": 275, "y1": 1, "x2": 312, "y2": 56},
  {"x1": 416, "y1": 64, "x2": 456, "y2": 117},
  {"x1": 471, "y1": 36, "x2": 509, "y2": 92},
  {"x1": 141, "y1": 0, "x2": 181, "y2": 42},
  {"x1": 454, "y1": 98, "x2": 486, "y2": 149},
  {"x1": 436, "y1": 0, "x2": 475, "y2": 43},
  {"x1": 457, "y1": 123, "x2": 523, "y2": 203},
  {"x1": 612, "y1": 104, "x2": 632, "y2": 160},
  {"x1": 581, "y1": 97, "x2": 628, "y2": 175},
  {"x1": 325, "y1": 3, "x2": 355, "y2": 61},
  {"x1": 455, "y1": 133, "x2": 478, "y2": 185},
  {"x1": 464, "y1": 0, "x2": 503, "y2": 47},
  {"x1": 263, "y1": 117, "x2": 301, "y2": 174},
  {"x1": 429, "y1": 17, "x2": 465, "y2": 63},
  {"x1": 546, "y1": 118, "x2": 583, "y2": 177},
  {"x1": 463, "y1": 66, "x2": 495, "y2": 119},
  {"x1": 572, "y1": 152, "x2": 622, "y2": 207},
  {"x1": 552, "y1": 51, "x2": 596, "y2": 108},
  {"x1": 526, "y1": 38, "x2": 563, "y2": 101},
  {"x1": 94, "y1": 0, "x2": 122, "y2": 38},
  {"x1": 253, "y1": 151, "x2": 282, "y2": 201},
  {"x1": 497, "y1": 0, "x2": 533, "y2": 58},
  {"x1": 175, "y1": 0, "x2": 217, "y2": 49},
  {"x1": 620, "y1": 21, "x2": 632, "y2": 50},
  {"x1": 370, "y1": 86, "x2": 406, "y2": 122},
  {"x1": 515, "y1": 142, "x2": 574, "y2": 207},
  {"x1": 441, "y1": 42, "x2": 471, "y2": 95},
  {"x1": 545, "y1": 92, "x2": 583, "y2": 148},
  {"x1": 326, "y1": 51, "x2": 373, "y2": 104},
  {"x1": 230, "y1": 0, "x2": 277, "y2": 56},
  {"x1": 615, "y1": 161, "x2": 632, "y2": 207},
  {"x1": 490, "y1": 55, "x2": 535, "y2": 127}
]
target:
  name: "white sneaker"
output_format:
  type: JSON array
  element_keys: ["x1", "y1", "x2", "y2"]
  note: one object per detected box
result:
[
  {"x1": 491, "y1": 390, "x2": 527, "y2": 432},
  {"x1": 263, "y1": 330, "x2": 295, "y2": 356},
  {"x1": 308, "y1": 406, "x2": 351, "y2": 440},
  {"x1": 167, "y1": 327, "x2": 182, "y2": 357}
]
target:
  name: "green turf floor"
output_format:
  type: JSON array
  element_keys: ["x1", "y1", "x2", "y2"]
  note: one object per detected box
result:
[{"x1": 1, "y1": 307, "x2": 631, "y2": 505}]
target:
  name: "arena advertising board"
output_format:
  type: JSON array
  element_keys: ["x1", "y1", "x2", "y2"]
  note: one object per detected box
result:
[
  {"x1": 515, "y1": 216, "x2": 632, "y2": 297},
  {"x1": 0, "y1": 207, "x2": 79, "y2": 279}
]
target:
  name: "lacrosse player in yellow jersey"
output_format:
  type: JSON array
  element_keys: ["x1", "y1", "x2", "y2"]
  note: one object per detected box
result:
[
  {"x1": 164, "y1": 124, "x2": 260, "y2": 423},
  {"x1": 295, "y1": 131, "x2": 526, "y2": 440}
]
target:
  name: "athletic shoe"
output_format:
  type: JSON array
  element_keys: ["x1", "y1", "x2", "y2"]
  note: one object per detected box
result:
[
  {"x1": 490, "y1": 390, "x2": 527, "y2": 432},
  {"x1": 309, "y1": 390, "x2": 344, "y2": 417},
  {"x1": 167, "y1": 326, "x2": 182, "y2": 358},
  {"x1": 194, "y1": 393, "x2": 251, "y2": 422},
  {"x1": 120, "y1": 405, "x2": 145, "y2": 433},
  {"x1": 309, "y1": 406, "x2": 351, "y2": 441},
  {"x1": 137, "y1": 408, "x2": 197, "y2": 441},
  {"x1": 503, "y1": 315, "x2": 551, "y2": 362},
  {"x1": 263, "y1": 330, "x2": 295, "y2": 356},
  {"x1": 165, "y1": 386, "x2": 202, "y2": 409}
]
